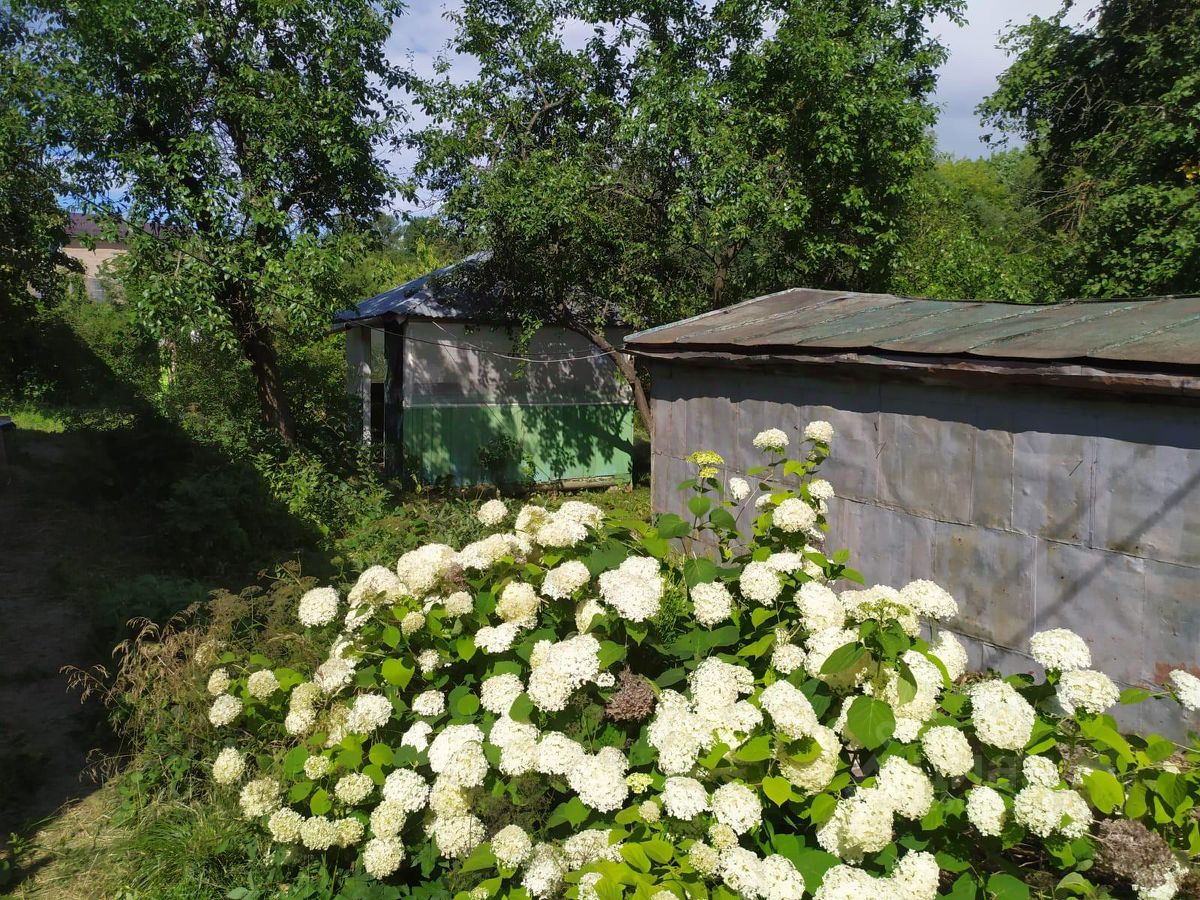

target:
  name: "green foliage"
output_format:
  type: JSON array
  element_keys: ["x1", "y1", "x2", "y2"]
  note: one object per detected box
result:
[
  {"x1": 982, "y1": 0, "x2": 1200, "y2": 297},
  {"x1": 890, "y1": 152, "x2": 1057, "y2": 301},
  {"x1": 19, "y1": 0, "x2": 408, "y2": 440},
  {"x1": 411, "y1": 0, "x2": 965, "y2": 347}
]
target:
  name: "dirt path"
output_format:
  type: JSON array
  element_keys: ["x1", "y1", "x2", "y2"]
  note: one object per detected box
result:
[{"x1": 0, "y1": 431, "x2": 140, "y2": 835}]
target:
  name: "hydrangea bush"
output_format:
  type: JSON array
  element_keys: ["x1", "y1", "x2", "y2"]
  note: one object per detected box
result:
[{"x1": 201, "y1": 425, "x2": 1200, "y2": 899}]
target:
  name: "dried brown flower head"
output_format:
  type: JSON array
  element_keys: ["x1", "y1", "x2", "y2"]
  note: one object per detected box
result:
[{"x1": 604, "y1": 668, "x2": 655, "y2": 722}]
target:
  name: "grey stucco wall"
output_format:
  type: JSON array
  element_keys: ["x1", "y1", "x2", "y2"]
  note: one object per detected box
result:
[{"x1": 647, "y1": 360, "x2": 1200, "y2": 735}]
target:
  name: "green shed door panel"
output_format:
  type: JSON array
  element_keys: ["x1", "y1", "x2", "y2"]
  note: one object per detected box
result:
[{"x1": 401, "y1": 403, "x2": 632, "y2": 486}]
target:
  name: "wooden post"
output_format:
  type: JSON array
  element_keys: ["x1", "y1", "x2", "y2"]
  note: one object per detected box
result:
[{"x1": 345, "y1": 326, "x2": 373, "y2": 445}]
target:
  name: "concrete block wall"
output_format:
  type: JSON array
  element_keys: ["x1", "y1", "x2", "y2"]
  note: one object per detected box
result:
[{"x1": 647, "y1": 361, "x2": 1200, "y2": 736}]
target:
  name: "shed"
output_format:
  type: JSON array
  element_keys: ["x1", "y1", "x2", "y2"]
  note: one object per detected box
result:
[
  {"x1": 627, "y1": 288, "x2": 1200, "y2": 733},
  {"x1": 336, "y1": 255, "x2": 633, "y2": 487}
]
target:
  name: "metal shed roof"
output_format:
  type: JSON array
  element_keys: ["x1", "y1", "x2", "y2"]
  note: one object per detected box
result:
[
  {"x1": 625, "y1": 289, "x2": 1200, "y2": 369},
  {"x1": 334, "y1": 251, "x2": 499, "y2": 326}
]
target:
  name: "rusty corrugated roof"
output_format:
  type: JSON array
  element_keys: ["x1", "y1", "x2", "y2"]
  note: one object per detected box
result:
[{"x1": 624, "y1": 289, "x2": 1200, "y2": 369}]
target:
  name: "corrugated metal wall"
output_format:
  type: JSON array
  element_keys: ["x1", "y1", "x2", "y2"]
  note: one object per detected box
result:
[{"x1": 647, "y1": 360, "x2": 1200, "y2": 736}]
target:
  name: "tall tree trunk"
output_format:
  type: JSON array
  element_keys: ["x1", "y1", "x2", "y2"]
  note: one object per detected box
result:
[
  {"x1": 224, "y1": 287, "x2": 297, "y2": 446},
  {"x1": 568, "y1": 323, "x2": 653, "y2": 434}
]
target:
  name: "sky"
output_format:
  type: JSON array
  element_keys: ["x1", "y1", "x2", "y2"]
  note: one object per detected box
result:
[{"x1": 387, "y1": 0, "x2": 1088, "y2": 206}]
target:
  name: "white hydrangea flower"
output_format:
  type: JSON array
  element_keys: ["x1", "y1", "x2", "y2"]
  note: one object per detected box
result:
[
  {"x1": 567, "y1": 747, "x2": 630, "y2": 812},
  {"x1": 456, "y1": 533, "x2": 524, "y2": 571},
  {"x1": 756, "y1": 494, "x2": 775, "y2": 510},
  {"x1": 728, "y1": 477, "x2": 751, "y2": 501},
  {"x1": 779, "y1": 724, "x2": 840, "y2": 795},
  {"x1": 534, "y1": 514, "x2": 589, "y2": 548},
  {"x1": 348, "y1": 565, "x2": 406, "y2": 607},
  {"x1": 429, "y1": 777, "x2": 472, "y2": 818},
  {"x1": 334, "y1": 772, "x2": 374, "y2": 805},
  {"x1": 773, "y1": 498, "x2": 817, "y2": 534},
  {"x1": 400, "y1": 610, "x2": 425, "y2": 635},
  {"x1": 876, "y1": 756, "x2": 933, "y2": 820},
  {"x1": 428, "y1": 724, "x2": 485, "y2": 774},
  {"x1": 396, "y1": 544, "x2": 456, "y2": 596},
  {"x1": 739, "y1": 561, "x2": 783, "y2": 604},
  {"x1": 841, "y1": 584, "x2": 919, "y2": 637},
  {"x1": 965, "y1": 785, "x2": 1007, "y2": 836},
  {"x1": 813, "y1": 864, "x2": 888, "y2": 899},
  {"x1": 807, "y1": 478, "x2": 835, "y2": 502},
  {"x1": 804, "y1": 420, "x2": 834, "y2": 443},
  {"x1": 890, "y1": 850, "x2": 940, "y2": 900},
  {"x1": 335, "y1": 817, "x2": 365, "y2": 847},
  {"x1": 1169, "y1": 669, "x2": 1200, "y2": 712},
  {"x1": 772, "y1": 643, "x2": 806, "y2": 675},
  {"x1": 522, "y1": 843, "x2": 566, "y2": 899},
  {"x1": 347, "y1": 693, "x2": 393, "y2": 734},
  {"x1": 303, "y1": 755, "x2": 330, "y2": 780},
  {"x1": 562, "y1": 828, "x2": 621, "y2": 868},
  {"x1": 1030, "y1": 628, "x2": 1092, "y2": 672},
  {"x1": 444, "y1": 741, "x2": 489, "y2": 789},
  {"x1": 816, "y1": 786, "x2": 895, "y2": 861},
  {"x1": 207, "y1": 667, "x2": 231, "y2": 696},
  {"x1": 480, "y1": 673, "x2": 524, "y2": 715},
  {"x1": 1013, "y1": 784, "x2": 1092, "y2": 839},
  {"x1": 930, "y1": 631, "x2": 969, "y2": 682},
  {"x1": 541, "y1": 560, "x2": 592, "y2": 600},
  {"x1": 720, "y1": 846, "x2": 767, "y2": 897},
  {"x1": 432, "y1": 812, "x2": 486, "y2": 859},
  {"x1": 969, "y1": 680, "x2": 1035, "y2": 751},
  {"x1": 267, "y1": 807, "x2": 304, "y2": 844},
  {"x1": 753, "y1": 428, "x2": 789, "y2": 453},
  {"x1": 920, "y1": 726, "x2": 974, "y2": 778},
  {"x1": 689, "y1": 841, "x2": 720, "y2": 877},
  {"x1": 400, "y1": 721, "x2": 433, "y2": 752},
  {"x1": 691, "y1": 580, "x2": 733, "y2": 627},
  {"x1": 208, "y1": 694, "x2": 242, "y2": 727},
  {"x1": 1023, "y1": 755, "x2": 1060, "y2": 788},
  {"x1": 285, "y1": 707, "x2": 316, "y2": 736},
  {"x1": 475, "y1": 622, "x2": 522, "y2": 653},
  {"x1": 527, "y1": 634, "x2": 601, "y2": 712},
  {"x1": 515, "y1": 504, "x2": 549, "y2": 535},
  {"x1": 598, "y1": 556, "x2": 664, "y2": 622},
  {"x1": 246, "y1": 669, "x2": 280, "y2": 700},
  {"x1": 639, "y1": 800, "x2": 661, "y2": 823},
  {"x1": 557, "y1": 500, "x2": 604, "y2": 529},
  {"x1": 382, "y1": 769, "x2": 430, "y2": 813},
  {"x1": 796, "y1": 581, "x2": 845, "y2": 633},
  {"x1": 662, "y1": 776, "x2": 710, "y2": 820},
  {"x1": 298, "y1": 587, "x2": 339, "y2": 627},
  {"x1": 417, "y1": 648, "x2": 442, "y2": 675},
  {"x1": 899, "y1": 579, "x2": 958, "y2": 621},
  {"x1": 238, "y1": 777, "x2": 281, "y2": 819},
  {"x1": 759, "y1": 680, "x2": 818, "y2": 740},
  {"x1": 711, "y1": 782, "x2": 762, "y2": 835},
  {"x1": 1056, "y1": 668, "x2": 1120, "y2": 715},
  {"x1": 492, "y1": 823, "x2": 533, "y2": 868},
  {"x1": 443, "y1": 590, "x2": 474, "y2": 617},
  {"x1": 804, "y1": 627, "x2": 867, "y2": 690},
  {"x1": 536, "y1": 731, "x2": 587, "y2": 776},
  {"x1": 363, "y1": 837, "x2": 405, "y2": 878},
  {"x1": 212, "y1": 747, "x2": 245, "y2": 784},
  {"x1": 497, "y1": 581, "x2": 541, "y2": 623},
  {"x1": 369, "y1": 800, "x2": 407, "y2": 838},
  {"x1": 575, "y1": 598, "x2": 606, "y2": 633},
  {"x1": 761, "y1": 854, "x2": 808, "y2": 900},
  {"x1": 412, "y1": 689, "x2": 446, "y2": 718},
  {"x1": 313, "y1": 655, "x2": 356, "y2": 695},
  {"x1": 477, "y1": 499, "x2": 508, "y2": 526}
]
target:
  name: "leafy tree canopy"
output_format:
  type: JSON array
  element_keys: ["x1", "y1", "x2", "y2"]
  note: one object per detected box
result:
[
  {"x1": 411, "y1": 0, "x2": 965, "y2": 426},
  {"x1": 981, "y1": 0, "x2": 1200, "y2": 297},
  {"x1": 18, "y1": 0, "x2": 409, "y2": 443}
]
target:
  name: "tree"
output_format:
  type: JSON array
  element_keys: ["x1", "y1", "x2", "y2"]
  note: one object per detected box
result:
[
  {"x1": 981, "y1": 0, "x2": 1200, "y2": 297},
  {"x1": 0, "y1": 14, "x2": 72, "y2": 310},
  {"x1": 411, "y1": 0, "x2": 964, "y2": 429},
  {"x1": 889, "y1": 151, "x2": 1056, "y2": 301},
  {"x1": 20, "y1": 0, "x2": 407, "y2": 443}
]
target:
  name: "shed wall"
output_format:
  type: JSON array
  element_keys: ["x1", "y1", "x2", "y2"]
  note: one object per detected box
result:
[
  {"x1": 647, "y1": 361, "x2": 1200, "y2": 735},
  {"x1": 401, "y1": 322, "x2": 632, "y2": 485}
]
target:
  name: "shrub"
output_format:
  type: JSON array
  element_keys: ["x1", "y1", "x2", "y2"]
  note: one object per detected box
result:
[{"x1": 193, "y1": 426, "x2": 1198, "y2": 899}]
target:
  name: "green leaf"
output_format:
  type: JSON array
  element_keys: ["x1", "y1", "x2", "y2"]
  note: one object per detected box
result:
[
  {"x1": 737, "y1": 632, "x2": 775, "y2": 659},
  {"x1": 700, "y1": 741, "x2": 731, "y2": 770},
  {"x1": 655, "y1": 513, "x2": 692, "y2": 539},
  {"x1": 1083, "y1": 769, "x2": 1124, "y2": 814},
  {"x1": 944, "y1": 873, "x2": 981, "y2": 900},
  {"x1": 282, "y1": 745, "x2": 309, "y2": 777},
  {"x1": 509, "y1": 693, "x2": 534, "y2": 723},
  {"x1": 456, "y1": 693, "x2": 481, "y2": 716},
  {"x1": 655, "y1": 667, "x2": 686, "y2": 688},
  {"x1": 368, "y1": 743, "x2": 394, "y2": 767},
  {"x1": 547, "y1": 796, "x2": 590, "y2": 828},
  {"x1": 709, "y1": 508, "x2": 737, "y2": 531},
  {"x1": 688, "y1": 494, "x2": 712, "y2": 517},
  {"x1": 1120, "y1": 687, "x2": 1151, "y2": 705},
  {"x1": 986, "y1": 873, "x2": 1029, "y2": 900},
  {"x1": 460, "y1": 842, "x2": 497, "y2": 873},
  {"x1": 641, "y1": 534, "x2": 670, "y2": 559},
  {"x1": 1055, "y1": 873, "x2": 1094, "y2": 897},
  {"x1": 381, "y1": 658, "x2": 414, "y2": 689},
  {"x1": 845, "y1": 695, "x2": 895, "y2": 749},
  {"x1": 381, "y1": 625, "x2": 402, "y2": 649},
  {"x1": 819, "y1": 642, "x2": 865, "y2": 675},
  {"x1": 598, "y1": 640, "x2": 626, "y2": 669},
  {"x1": 643, "y1": 840, "x2": 673, "y2": 864},
  {"x1": 770, "y1": 835, "x2": 838, "y2": 892},
  {"x1": 309, "y1": 788, "x2": 331, "y2": 816},
  {"x1": 682, "y1": 557, "x2": 718, "y2": 588},
  {"x1": 807, "y1": 793, "x2": 837, "y2": 824},
  {"x1": 762, "y1": 776, "x2": 794, "y2": 806},
  {"x1": 585, "y1": 541, "x2": 629, "y2": 576},
  {"x1": 457, "y1": 636, "x2": 476, "y2": 661},
  {"x1": 620, "y1": 843, "x2": 651, "y2": 873},
  {"x1": 288, "y1": 779, "x2": 314, "y2": 802},
  {"x1": 735, "y1": 735, "x2": 772, "y2": 762}
]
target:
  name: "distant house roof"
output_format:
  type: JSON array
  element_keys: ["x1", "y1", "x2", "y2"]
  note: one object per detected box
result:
[
  {"x1": 66, "y1": 212, "x2": 163, "y2": 248},
  {"x1": 334, "y1": 251, "x2": 499, "y2": 327},
  {"x1": 625, "y1": 288, "x2": 1200, "y2": 394}
]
